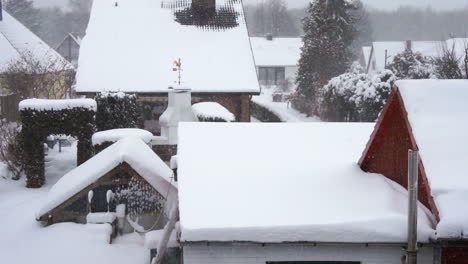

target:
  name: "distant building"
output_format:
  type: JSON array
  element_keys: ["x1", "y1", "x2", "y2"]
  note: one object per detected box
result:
[
  {"x1": 365, "y1": 38, "x2": 468, "y2": 73},
  {"x1": 75, "y1": 0, "x2": 260, "y2": 133},
  {"x1": 250, "y1": 36, "x2": 302, "y2": 88},
  {"x1": 55, "y1": 33, "x2": 82, "y2": 68}
]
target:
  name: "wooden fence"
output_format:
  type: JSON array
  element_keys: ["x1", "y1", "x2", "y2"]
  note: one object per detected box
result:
[{"x1": 0, "y1": 93, "x2": 21, "y2": 122}]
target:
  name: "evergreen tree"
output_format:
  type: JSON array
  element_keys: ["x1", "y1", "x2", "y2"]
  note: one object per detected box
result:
[
  {"x1": 294, "y1": 0, "x2": 357, "y2": 115},
  {"x1": 4, "y1": 0, "x2": 41, "y2": 33}
]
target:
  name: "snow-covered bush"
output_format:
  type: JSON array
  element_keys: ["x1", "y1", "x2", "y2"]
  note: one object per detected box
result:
[
  {"x1": 432, "y1": 44, "x2": 467, "y2": 79},
  {"x1": 192, "y1": 102, "x2": 235, "y2": 122},
  {"x1": 387, "y1": 50, "x2": 435, "y2": 79},
  {"x1": 320, "y1": 66, "x2": 396, "y2": 122},
  {"x1": 95, "y1": 92, "x2": 142, "y2": 131},
  {"x1": 0, "y1": 119, "x2": 24, "y2": 180}
]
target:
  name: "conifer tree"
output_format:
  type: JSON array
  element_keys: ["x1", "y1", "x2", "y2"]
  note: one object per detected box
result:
[{"x1": 294, "y1": 0, "x2": 357, "y2": 115}]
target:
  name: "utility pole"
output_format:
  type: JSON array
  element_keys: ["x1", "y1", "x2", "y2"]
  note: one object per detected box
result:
[{"x1": 407, "y1": 150, "x2": 419, "y2": 264}]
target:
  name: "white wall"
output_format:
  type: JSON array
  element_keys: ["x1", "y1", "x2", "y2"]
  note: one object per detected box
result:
[
  {"x1": 285, "y1": 66, "x2": 299, "y2": 81},
  {"x1": 184, "y1": 243, "x2": 435, "y2": 264}
]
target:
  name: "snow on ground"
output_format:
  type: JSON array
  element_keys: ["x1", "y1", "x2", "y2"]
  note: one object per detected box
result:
[
  {"x1": 0, "y1": 142, "x2": 148, "y2": 264},
  {"x1": 252, "y1": 89, "x2": 320, "y2": 122}
]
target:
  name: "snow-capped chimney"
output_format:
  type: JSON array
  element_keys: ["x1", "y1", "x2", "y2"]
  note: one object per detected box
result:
[
  {"x1": 406, "y1": 40, "x2": 412, "y2": 52},
  {"x1": 192, "y1": 0, "x2": 216, "y2": 11},
  {"x1": 159, "y1": 88, "x2": 197, "y2": 145},
  {"x1": 266, "y1": 33, "x2": 274, "y2": 41}
]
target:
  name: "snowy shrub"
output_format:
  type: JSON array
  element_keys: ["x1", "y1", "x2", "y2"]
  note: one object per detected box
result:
[
  {"x1": 20, "y1": 105, "x2": 95, "y2": 188},
  {"x1": 192, "y1": 102, "x2": 235, "y2": 122},
  {"x1": 319, "y1": 67, "x2": 396, "y2": 122},
  {"x1": 250, "y1": 101, "x2": 282, "y2": 122},
  {"x1": 432, "y1": 43, "x2": 467, "y2": 79},
  {"x1": 387, "y1": 50, "x2": 435, "y2": 79},
  {"x1": 95, "y1": 92, "x2": 142, "y2": 131},
  {"x1": 0, "y1": 119, "x2": 25, "y2": 180}
]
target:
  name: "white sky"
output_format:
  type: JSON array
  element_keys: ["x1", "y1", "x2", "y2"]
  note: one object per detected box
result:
[
  {"x1": 244, "y1": 0, "x2": 468, "y2": 10},
  {"x1": 33, "y1": 0, "x2": 468, "y2": 11}
]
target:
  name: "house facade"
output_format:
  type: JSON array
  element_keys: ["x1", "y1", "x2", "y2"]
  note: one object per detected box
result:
[
  {"x1": 75, "y1": 0, "x2": 260, "y2": 134},
  {"x1": 359, "y1": 80, "x2": 468, "y2": 264},
  {"x1": 250, "y1": 36, "x2": 301, "y2": 89},
  {"x1": 55, "y1": 33, "x2": 81, "y2": 68}
]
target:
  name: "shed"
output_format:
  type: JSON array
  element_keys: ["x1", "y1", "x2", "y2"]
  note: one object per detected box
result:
[
  {"x1": 175, "y1": 122, "x2": 436, "y2": 264},
  {"x1": 37, "y1": 137, "x2": 177, "y2": 231},
  {"x1": 359, "y1": 80, "x2": 468, "y2": 263}
]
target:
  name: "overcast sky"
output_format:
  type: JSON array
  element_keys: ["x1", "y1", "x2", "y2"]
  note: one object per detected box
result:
[
  {"x1": 245, "y1": 0, "x2": 468, "y2": 10},
  {"x1": 33, "y1": 0, "x2": 468, "y2": 11}
]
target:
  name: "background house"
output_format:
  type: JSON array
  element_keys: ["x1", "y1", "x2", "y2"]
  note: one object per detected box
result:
[
  {"x1": 250, "y1": 35, "x2": 302, "y2": 89},
  {"x1": 359, "y1": 80, "x2": 468, "y2": 264},
  {"x1": 55, "y1": 33, "x2": 82, "y2": 68},
  {"x1": 365, "y1": 38, "x2": 468, "y2": 73},
  {"x1": 0, "y1": 9, "x2": 73, "y2": 120},
  {"x1": 75, "y1": 0, "x2": 260, "y2": 134},
  {"x1": 174, "y1": 122, "x2": 436, "y2": 264}
]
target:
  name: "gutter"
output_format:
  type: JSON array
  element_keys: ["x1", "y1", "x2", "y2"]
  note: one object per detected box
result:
[{"x1": 179, "y1": 241, "x2": 433, "y2": 248}]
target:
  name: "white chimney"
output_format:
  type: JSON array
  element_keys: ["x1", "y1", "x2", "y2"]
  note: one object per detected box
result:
[{"x1": 159, "y1": 88, "x2": 197, "y2": 145}]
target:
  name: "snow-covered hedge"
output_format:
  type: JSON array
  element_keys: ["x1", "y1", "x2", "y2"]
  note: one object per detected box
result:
[
  {"x1": 20, "y1": 102, "x2": 95, "y2": 188},
  {"x1": 192, "y1": 102, "x2": 235, "y2": 122},
  {"x1": 92, "y1": 128, "x2": 154, "y2": 153},
  {"x1": 320, "y1": 68, "x2": 396, "y2": 122},
  {"x1": 19, "y1": 99, "x2": 97, "y2": 111},
  {"x1": 95, "y1": 92, "x2": 142, "y2": 131}
]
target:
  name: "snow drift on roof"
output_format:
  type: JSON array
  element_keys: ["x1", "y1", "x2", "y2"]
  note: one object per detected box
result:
[
  {"x1": 0, "y1": 11, "x2": 73, "y2": 73},
  {"x1": 250, "y1": 37, "x2": 302, "y2": 66},
  {"x1": 397, "y1": 79, "x2": 468, "y2": 240},
  {"x1": 177, "y1": 123, "x2": 435, "y2": 243},
  {"x1": 92, "y1": 128, "x2": 154, "y2": 145},
  {"x1": 76, "y1": 0, "x2": 259, "y2": 94},
  {"x1": 37, "y1": 137, "x2": 176, "y2": 219},
  {"x1": 19, "y1": 99, "x2": 97, "y2": 111}
]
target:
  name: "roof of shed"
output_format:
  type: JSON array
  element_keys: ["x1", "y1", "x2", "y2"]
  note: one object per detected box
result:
[
  {"x1": 396, "y1": 80, "x2": 468, "y2": 240},
  {"x1": 37, "y1": 137, "x2": 177, "y2": 219},
  {"x1": 76, "y1": 0, "x2": 259, "y2": 94},
  {"x1": 177, "y1": 122, "x2": 435, "y2": 243}
]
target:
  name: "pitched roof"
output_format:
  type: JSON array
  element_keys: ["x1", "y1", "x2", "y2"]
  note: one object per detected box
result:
[
  {"x1": 0, "y1": 11, "x2": 73, "y2": 73},
  {"x1": 37, "y1": 137, "x2": 177, "y2": 219},
  {"x1": 250, "y1": 37, "x2": 302, "y2": 67},
  {"x1": 177, "y1": 122, "x2": 435, "y2": 243},
  {"x1": 76, "y1": 0, "x2": 259, "y2": 94},
  {"x1": 396, "y1": 80, "x2": 468, "y2": 240}
]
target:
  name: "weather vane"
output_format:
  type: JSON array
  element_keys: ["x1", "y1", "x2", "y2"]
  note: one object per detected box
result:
[{"x1": 172, "y1": 58, "x2": 183, "y2": 86}]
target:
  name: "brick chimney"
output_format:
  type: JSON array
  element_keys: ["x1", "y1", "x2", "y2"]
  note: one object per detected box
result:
[
  {"x1": 192, "y1": 0, "x2": 216, "y2": 11},
  {"x1": 405, "y1": 40, "x2": 412, "y2": 52}
]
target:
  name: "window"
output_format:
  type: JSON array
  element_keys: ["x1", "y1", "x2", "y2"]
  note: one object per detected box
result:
[{"x1": 258, "y1": 67, "x2": 286, "y2": 85}]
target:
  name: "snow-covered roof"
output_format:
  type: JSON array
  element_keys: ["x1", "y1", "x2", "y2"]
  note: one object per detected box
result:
[
  {"x1": 177, "y1": 122, "x2": 435, "y2": 243},
  {"x1": 92, "y1": 128, "x2": 154, "y2": 145},
  {"x1": 76, "y1": 0, "x2": 259, "y2": 94},
  {"x1": 192, "y1": 102, "x2": 235, "y2": 122},
  {"x1": 0, "y1": 11, "x2": 73, "y2": 73},
  {"x1": 250, "y1": 37, "x2": 302, "y2": 67},
  {"x1": 361, "y1": 46, "x2": 371, "y2": 66},
  {"x1": 37, "y1": 137, "x2": 177, "y2": 219},
  {"x1": 370, "y1": 39, "x2": 468, "y2": 72},
  {"x1": 19, "y1": 99, "x2": 97, "y2": 111},
  {"x1": 396, "y1": 80, "x2": 468, "y2": 240}
]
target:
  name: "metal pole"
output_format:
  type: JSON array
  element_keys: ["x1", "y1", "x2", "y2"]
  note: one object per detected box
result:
[{"x1": 407, "y1": 150, "x2": 419, "y2": 264}]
